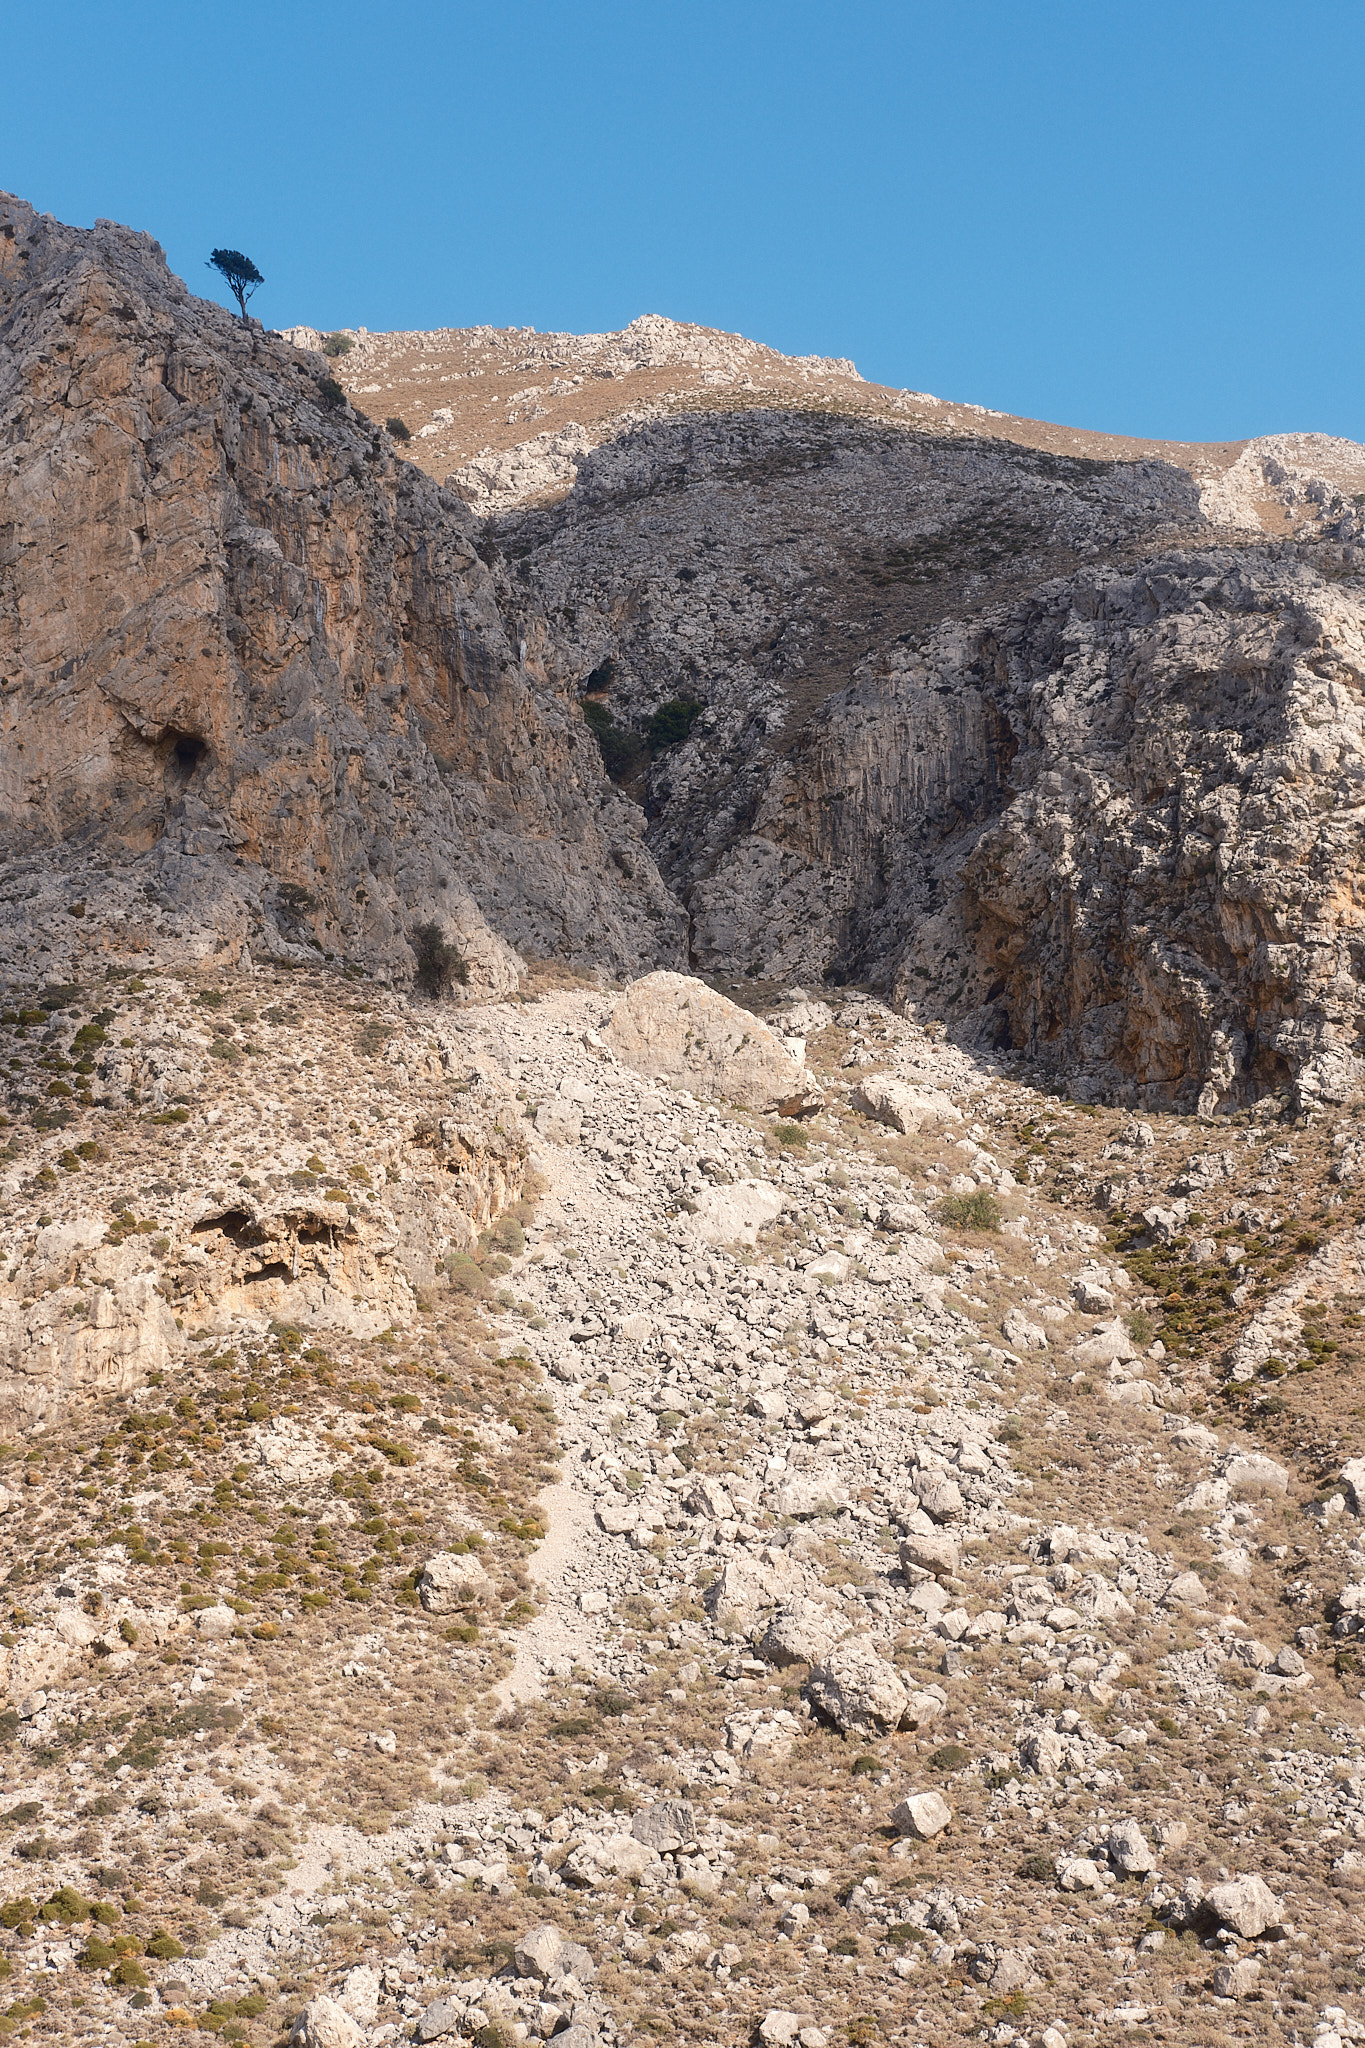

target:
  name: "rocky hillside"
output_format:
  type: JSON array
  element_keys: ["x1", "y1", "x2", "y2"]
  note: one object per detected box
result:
[
  {"x1": 1, "y1": 960, "x2": 1365, "y2": 2048},
  {"x1": 318, "y1": 307, "x2": 1365, "y2": 1114},
  {"x1": 8, "y1": 196, "x2": 1365, "y2": 2048}
]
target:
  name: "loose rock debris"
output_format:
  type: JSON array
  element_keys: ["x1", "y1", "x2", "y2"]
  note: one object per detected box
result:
[{"x1": 2, "y1": 961, "x2": 1365, "y2": 2046}]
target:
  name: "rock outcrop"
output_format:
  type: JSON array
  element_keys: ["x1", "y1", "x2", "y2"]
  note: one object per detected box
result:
[
  {"x1": 0, "y1": 194, "x2": 683, "y2": 988},
  {"x1": 603, "y1": 970, "x2": 816, "y2": 1110}
]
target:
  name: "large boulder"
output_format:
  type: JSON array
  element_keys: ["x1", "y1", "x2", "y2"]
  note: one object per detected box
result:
[
  {"x1": 851, "y1": 1075, "x2": 960, "y2": 1133},
  {"x1": 756, "y1": 1598, "x2": 850, "y2": 1669},
  {"x1": 890, "y1": 1790, "x2": 953, "y2": 1839},
  {"x1": 290, "y1": 1999, "x2": 363, "y2": 2048},
  {"x1": 1106, "y1": 1818, "x2": 1153, "y2": 1875},
  {"x1": 417, "y1": 1548, "x2": 490, "y2": 1611},
  {"x1": 513, "y1": 1922, "x2": 596, "y2": 1983},
  {"x1": 631, "y1": 1801, "x2": 697, "y2": 1854},
  {"x1": 703, "y1": 1552, "x2": 799, "y2": 1632},
  {"x1": 805, "y1": 1634, "x2": 910, "y2": 1736},
  {"x1": 690, "y1": 1179, "x2": 784, "y2": 1247},
  {"x1": 603, "y1": 972, "x2": 818, "y2": 1111},
  {"x1": 1204, "y1": 1873, "x2": 1283, "y2": 1938},
  {"x1": 770, "y1": 1472, "x2": 849, "y2": 1519}
]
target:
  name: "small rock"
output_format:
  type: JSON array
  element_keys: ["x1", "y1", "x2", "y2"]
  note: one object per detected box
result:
[
  {"x1": 890, "y1": 1789, "x2": 952, "y2": 1840},
  {"x1": 1106, "y1": 1818, "x2": 1153, "y2": 1875},
  {"x1": 1212, "y1": 1957, "x2": 1261, "y2": 1999},
  {"x1": 1057, "y1": 1856, "x2": 1103, "y2": 1892},
  {"x1": 1162, "y1": 1571, "x2": 1207, "y2": 1607}
]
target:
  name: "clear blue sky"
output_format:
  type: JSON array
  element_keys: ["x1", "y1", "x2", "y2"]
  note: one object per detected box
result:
[{"x1": 6, "y1": 1, "x2": 1361, "y2": 443}]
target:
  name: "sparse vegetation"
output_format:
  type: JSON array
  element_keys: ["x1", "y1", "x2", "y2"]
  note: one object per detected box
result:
[
  {"x1": 411, "y1": 922, "x2": 469, "y2": 997},
  {"x1": 938, "y1": 1188, "x2": 1001, "y2": 1231}
]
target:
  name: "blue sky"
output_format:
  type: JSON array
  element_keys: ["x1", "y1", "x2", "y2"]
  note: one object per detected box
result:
[{"x1": 6, "y1": 1, "x2": 1361, "y2": 443}]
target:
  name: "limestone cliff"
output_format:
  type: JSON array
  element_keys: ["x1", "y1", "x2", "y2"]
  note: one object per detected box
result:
[{"x1": 0, "y1": 195, "x2": 683, "y2": 987}]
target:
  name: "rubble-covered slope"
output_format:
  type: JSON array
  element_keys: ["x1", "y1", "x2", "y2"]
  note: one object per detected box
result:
[
  {"x1": 3, "y1": 964, "x2": 1365, "y2": 2048},
  {"x1": 0, "y1": 196, "x2": 683, "y2": 987}
]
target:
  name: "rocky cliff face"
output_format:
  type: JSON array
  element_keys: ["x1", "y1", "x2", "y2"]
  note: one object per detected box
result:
[
  {"x1": 673, "y1": 548, "x2": 1365, "y2": 1115},
  {"x1": 0, "y1": 196, "x2": 683, "y2": 989},
  {"x1": 439, "y1": 347, "x2": 1365, "y2": 1112}
]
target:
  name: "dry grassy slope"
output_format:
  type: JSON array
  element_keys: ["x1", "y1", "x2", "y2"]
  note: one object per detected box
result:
[
  {"x1": 316, "y1": 314, "x2": 1247, "y2": 498},
  {"x1": 1, "y1": 963, "x2": 1365, "y2": 2048}
]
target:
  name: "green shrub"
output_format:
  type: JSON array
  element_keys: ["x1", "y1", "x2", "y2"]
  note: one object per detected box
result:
[
  {"x1": 317, "y1": 375, "x2": 347, "y2": 409},
  {"x1": 645, "y1": 697, "x2": 703, "y2": 753},
  {"x1": 445, "y1": 1252, "x2": 490, "y2": 1298},
  {"x1": 484, "y1": 1215, "x2": 525, "y2": 1258},
  {"x1": 322, "y1": 333, "x2": 354, "y2": 357},
  {"x1": 938, "y1": 1190, "x2": 1001, "y2": 1231},
  {"x1": 582, "y1": 701, "x2": 647, "y2": 781},
  {"x1": 385, "y1": 416, "x2": 411, "y2": 441},
  {"x1": 411, "y1": 922, "x2": 469, "y2": 998}
]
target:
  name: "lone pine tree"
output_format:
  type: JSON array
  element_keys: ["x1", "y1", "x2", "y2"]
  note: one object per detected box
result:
[{"x1": 207, "y1": 247, "x2": 263, "y2": 324}]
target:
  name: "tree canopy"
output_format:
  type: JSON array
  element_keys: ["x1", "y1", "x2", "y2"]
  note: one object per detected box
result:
[{"x1": 207, "y1": 248, "x2": 264, "y2": 323}]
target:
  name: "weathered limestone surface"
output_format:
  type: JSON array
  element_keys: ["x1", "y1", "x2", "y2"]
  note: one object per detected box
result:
[{"x1": 0, "y1": 195, "x2": 684, "y2": 987}]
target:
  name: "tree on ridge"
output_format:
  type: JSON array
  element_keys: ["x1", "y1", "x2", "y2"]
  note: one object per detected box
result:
[{"x1": 207, "y1": 248, "x2": 264, "y2": 325}]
